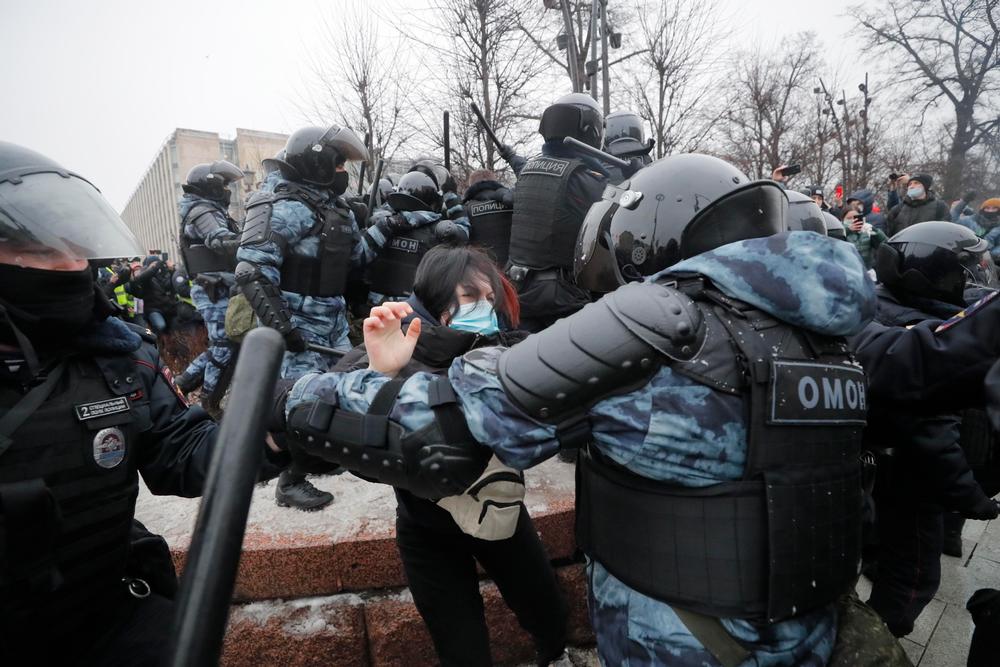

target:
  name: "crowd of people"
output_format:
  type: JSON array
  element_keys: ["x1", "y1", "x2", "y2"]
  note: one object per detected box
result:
[{"x1": 3, "y1": 89, "x2": 1000, "y2": 667}]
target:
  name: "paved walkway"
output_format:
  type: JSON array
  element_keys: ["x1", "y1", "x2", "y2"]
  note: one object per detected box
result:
[{"x1": 856, "y1": 517, "x2": 999, "y2": 666}]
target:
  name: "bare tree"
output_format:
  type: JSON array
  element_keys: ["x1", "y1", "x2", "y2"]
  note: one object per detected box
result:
[
  {"x1": 716, "y1": 34, "x2": 819, "y2": 179},
  {"x1": 298, "y1": 2, "x2": 416, "y2": 190},
  {"x1": 850, "y1": 0, "x2": 1000, "y2": 197},
  {"x1": 624, "y1": 0, "x2": 722, "y2": 158}
]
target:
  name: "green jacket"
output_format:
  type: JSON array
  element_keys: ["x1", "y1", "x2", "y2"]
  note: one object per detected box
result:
[{"x1": 845, "y1": 226, "x2": 888, "y2": 269}]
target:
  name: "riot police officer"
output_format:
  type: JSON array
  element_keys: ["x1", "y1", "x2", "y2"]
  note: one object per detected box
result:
[
  {"x1": 236, "y1": 124, "x2": 394, "y2": 511},
  {"x1": 786, "y1": 190, "x2": 828, "y2": 233},
  {"x1": 462, "y1": 170, "x2": 514, "y2": 267},
  {"x1": 601, "y1": 110, "x2": 654, "y2": 185},
  {"x1": 507, "y1": 92, "x2": 609, "y2": 332},
  {"x1": 275, "y1": 155, "x2": 913, "y2": 665},
  {"x1": 0, "y1": 141, "x2": 285, "y2": 664},
  {"x1": 366, "y1": 170, "x2": 469, "y2": 307},
  {"x1": 174, "y1": 160, "x2": 244, "y2": 404},
  {"x1": 857, "y1": 221, "x2": 1000, "y2": 637}
]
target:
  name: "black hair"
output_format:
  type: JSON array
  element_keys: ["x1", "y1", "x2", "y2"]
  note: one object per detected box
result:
[{"x1": 412, "y1": 245, "x2": 515, "y2": 325}]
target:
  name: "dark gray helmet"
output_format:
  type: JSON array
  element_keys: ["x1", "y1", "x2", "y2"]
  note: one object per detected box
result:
[
  {"x1": 575, "y1": 153, "x2": 787, "y2": 293},
  {"x1": 603, "y1": 111, "x2": 651, "y2": 158},
  {"x1": 539, "y1": 92, "x2": 604, "y2": 149},
  {"x1": 283, "y1": 125, "x2": 369, "y2": 187},
  {"x1": 822, "y1": 212, "x2": 847, "y2": 240},
  {"x1": 875, "y1": 221, "x2": 997, "y2": 306},
  {"x1": 388, "y1": 171, "x2": 441, "y2": 212},
  {"x1": 785, "y1": 190, "x2": 826, "y2": 234},
  {"x1": 182, "y1": 160, "x2": 243, "y2": 202},
  {"x1": 0, "y1": 141, "x2": 141, "y2": 263}
]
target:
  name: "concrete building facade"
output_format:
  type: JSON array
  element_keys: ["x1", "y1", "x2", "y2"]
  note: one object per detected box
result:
[{"x1": 120, "y1": 127, "x2": 288, "y2": 261}]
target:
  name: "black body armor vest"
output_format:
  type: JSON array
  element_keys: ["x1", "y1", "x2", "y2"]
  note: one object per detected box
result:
[
  {"x1": 509, "y1": 155, "x2": 585, "y2": 270},
  {"x1": 243, "y1": 185, "x2": 354, "y2": 298},
  {"x1": 575, "y1": 283, "x2": 866, "y2": 623},
  {"x1": 466, "y1": 198, "x2": 513, "y2": 267},
  {"x1": 366, "y1": 222, "x2": 442, "y2": 297},
  {"x1": 0, "y1": 354, "x2": 147, "y2": 634},
  {"x1": 179, "y1": 203, "x2": 238, "y2": 275}
]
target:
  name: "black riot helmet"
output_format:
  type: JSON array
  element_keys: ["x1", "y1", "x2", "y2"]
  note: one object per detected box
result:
[
  {"x1": 0, "y1": 141, "x2": 142, "y2": 264},
  {"x1": 785, "y1": 190, "x2": 826, "y2": 234},
  {"x1": 409, "y1": 159, "x2": 455, "y2": 194},
  {"x1": 182, "y1": 160, "x2": 243, "y2": 203},
  {"x1": 875, "y1": 221, "x2": 998, "y2": 306},
  {"x1": 282, "y1": 125, "x2": 369, "y2": 187},
  {"x1": 539, "y1": 92, "x2": 604, "y2": 149},
  {"x1": 603, "y1": 111, "x2": 649, "y2": 159},
  {"x1": 388, "y1": 171, "x2": 442, "y2": 212},
  {"x1": 823, "y1": 212, "x2": 847, "y2": 240},
  {"x1": 575, "y1": 154, "x2": 788, "y2": 293}
]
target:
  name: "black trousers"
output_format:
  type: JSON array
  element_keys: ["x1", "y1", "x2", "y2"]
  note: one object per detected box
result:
[
  {"x1": 867, "y1": 493, "x2": 944, "y2": 637},
  {"x1": 395, "y1": 506, "x2": 568, "y2": 666},
  {"x1": 6, "y1": 590, "x2": 174, "y2": 666}
]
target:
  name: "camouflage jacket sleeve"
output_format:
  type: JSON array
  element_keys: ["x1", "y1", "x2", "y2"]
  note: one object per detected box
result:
[
  {"x1": 286, "y1": 346, "x2": 749, "y2": 483},
  {"x1": 236, "y1": 199, "x2": 315, "y2": 286},
  {"x1": 201, "y1": 210, "x2": 239, "y2": 250}
]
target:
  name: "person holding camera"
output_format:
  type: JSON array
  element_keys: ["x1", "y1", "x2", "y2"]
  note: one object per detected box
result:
[{"x1": 842, "y1": 208, "x2": 888, "y2": 270}]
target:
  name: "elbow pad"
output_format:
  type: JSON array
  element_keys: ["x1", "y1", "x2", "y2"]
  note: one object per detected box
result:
[{"x1": 286, "y1": 376, "x2": 491, "y2": 499}]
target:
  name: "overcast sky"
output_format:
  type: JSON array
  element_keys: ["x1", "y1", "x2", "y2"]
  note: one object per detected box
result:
[{"x1": 1, "y1": 0, "x2": 872, "y2": 211}]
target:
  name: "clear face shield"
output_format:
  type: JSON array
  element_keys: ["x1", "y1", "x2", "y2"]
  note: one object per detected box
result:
[
  {"x1": 0, "y1": 172, "x2": 142, "y2": 266},
  {"x1": 316, "y1": 126, "x2": 370, "y2": 163}
]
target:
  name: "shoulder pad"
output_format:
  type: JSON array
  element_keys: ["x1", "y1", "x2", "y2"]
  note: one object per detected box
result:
[
  {"x1": 498, "y1": 281, "x2": 705, "y2": 427},
  {"x1": 241, "y1": 192, "x2": 275, "y2": 247},
  {"x1": 122, "y1": 321, "x2": 157, "y2": 344},
  {"x1": 606, "y1": 281, "x2": 707, "y2": 362}
]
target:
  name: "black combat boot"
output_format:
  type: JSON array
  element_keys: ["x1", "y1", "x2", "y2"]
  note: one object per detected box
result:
[
  {"x1": 174, "y1": 370, "x2": 202, "y2": 394},
  {"x1": 275, "y1": 470, "x2": 334, "y2": 511}
]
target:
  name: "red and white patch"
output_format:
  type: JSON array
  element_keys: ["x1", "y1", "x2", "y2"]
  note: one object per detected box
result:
[{"x1": 159, "y1": 366, "x2": 188, "y2": 406}]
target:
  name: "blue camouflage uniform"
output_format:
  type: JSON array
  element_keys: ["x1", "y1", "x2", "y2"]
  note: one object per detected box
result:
[
  {"x1": 286, "y1": 232, "x2": 876, "y2": 665},
  {"x1": 178, "y1": 193, "x2": 238, "y2": 393},
  {"x1": 366, "y1": 208, "x2": 470, "y2": 306},
  {"x1": 237, "y1": 177, "x2": 386, "y2": 379}
]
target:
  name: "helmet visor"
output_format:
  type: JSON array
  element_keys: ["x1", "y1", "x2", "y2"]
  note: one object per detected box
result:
[
  {"x1": 317, "y1": 126, "x2": 369, "y2": 162},
  {"x1": 574, "y1": 198, "x2": 623, "y2": 293},
  {"x1": 681, "y1": 182, "x2": 787, "y2": 259},
  {"x1": 962, "y1": 250, "x2": 999, "y2": 291},
  {"x1": 210, "y1": 160, "x2": 244, "y2": 183},
  {"x1": 0, "y1": 172, "x2": 142, "y2": 262}
]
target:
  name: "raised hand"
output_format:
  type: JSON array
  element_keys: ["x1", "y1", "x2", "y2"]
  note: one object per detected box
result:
[{"x1": 364, "y1": 301, "x2": 422, "y2": 376}]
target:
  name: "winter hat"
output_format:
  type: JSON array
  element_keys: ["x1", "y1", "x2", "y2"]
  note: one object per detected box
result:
[
  {"x1": 909, "y1": 173, "x2": 933, "y2": 191},
  {"x1": 981, "y1": 197, "x2": 1000, "y2": 210}
]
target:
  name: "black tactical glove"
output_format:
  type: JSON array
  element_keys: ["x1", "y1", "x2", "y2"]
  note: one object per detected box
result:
[
  {"x1": 442, "y1": 173, "x2": 458, "y2": 194},
  {"x1": 963, "y1": 190, "x2": 978, "y2": 203},
  {"x1": 285, "y1": 327, "x2": 308, "y2": 353},
  {"x1": 964, "y1": 496, "x2": 1000, "y2": 521},
  {"x1": 434, "y1": 220, "x2": 461, "y2": 244},
  {"x1": 375, "y1": 212, "x2": 414, "y2": 236},
  {"x1": 499, "y1": 144, "x2": 515, "y2": 161},
  {"x1": 622, "y1": 157, "x2": 645, "y2": 180}
]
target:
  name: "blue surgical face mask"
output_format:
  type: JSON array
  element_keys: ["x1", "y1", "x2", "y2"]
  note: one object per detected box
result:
[
  {"x1": 907, "y1": 185, "x2": 925, "y2": 199},
  {"x1": 448, "y1": 299, "x2": 499, "y2": 335}
]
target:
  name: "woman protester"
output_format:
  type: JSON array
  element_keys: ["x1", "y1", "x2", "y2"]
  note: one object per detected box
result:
[{"x1": 334, "y1": 245, "x2": 569, "y2": 667}]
